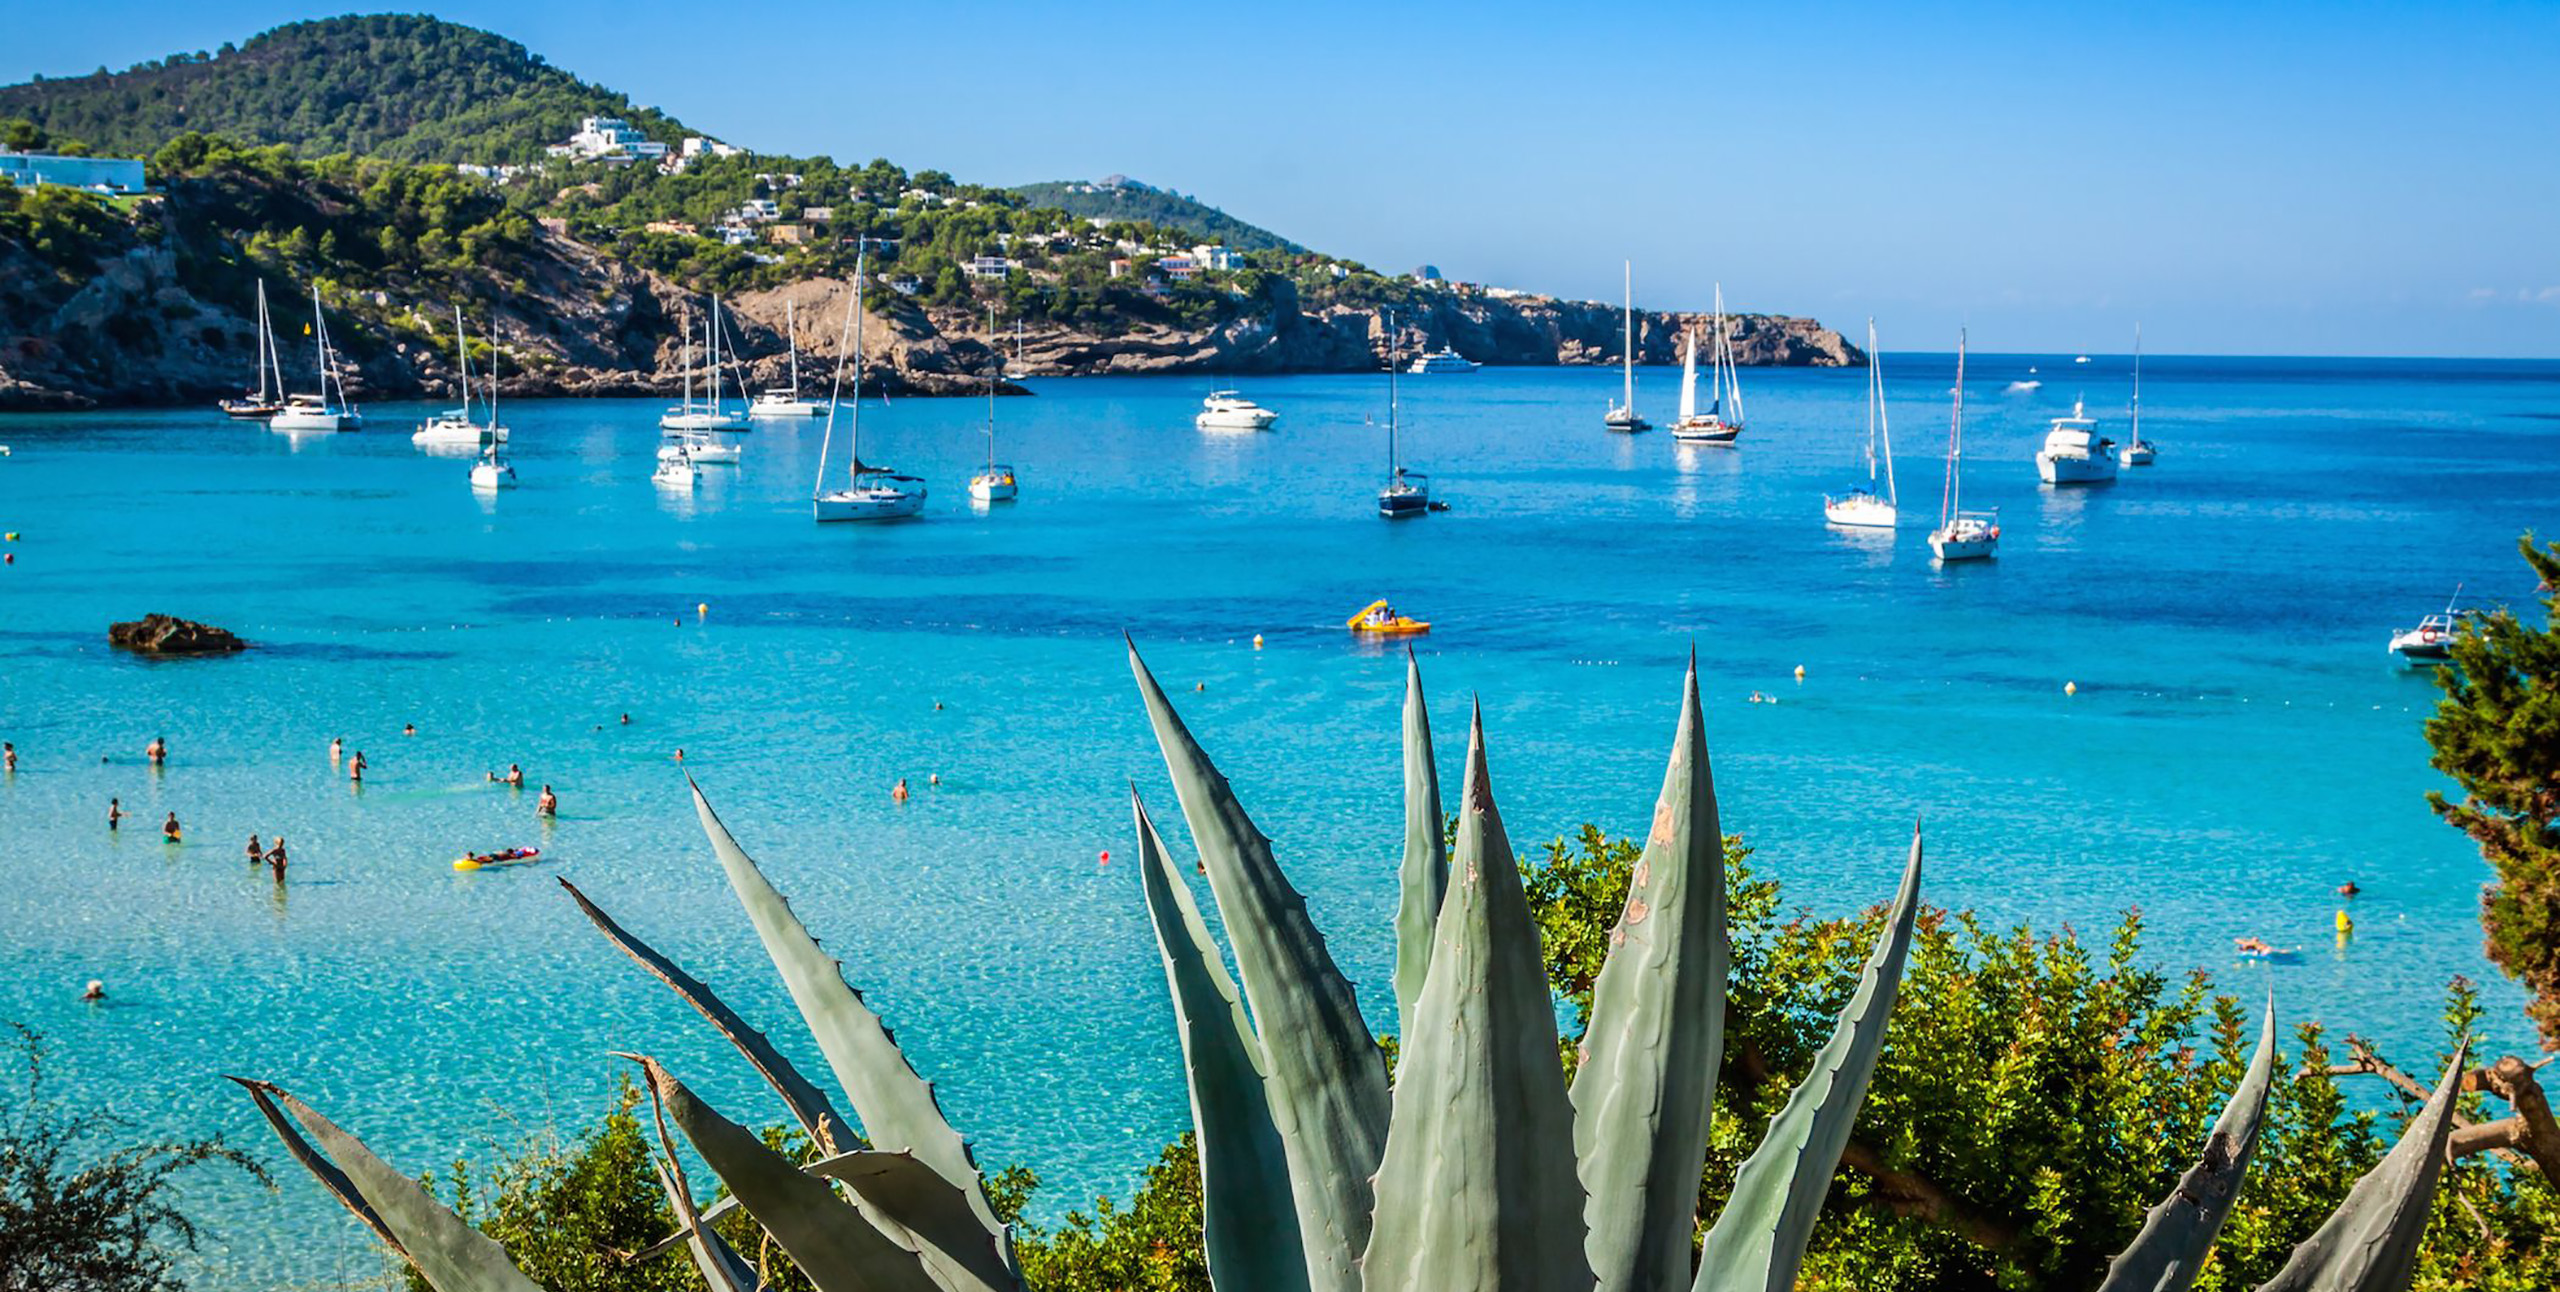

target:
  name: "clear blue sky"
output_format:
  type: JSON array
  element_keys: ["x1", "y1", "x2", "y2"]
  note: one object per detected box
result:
[{"x1": 10, "y1": 2, "x2": 2557, "y2": 357}]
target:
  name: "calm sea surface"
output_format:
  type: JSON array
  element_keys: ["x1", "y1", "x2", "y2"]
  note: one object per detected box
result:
[{"x1": 2, "y1": 355, "x2": 2554, "y2": 1286}]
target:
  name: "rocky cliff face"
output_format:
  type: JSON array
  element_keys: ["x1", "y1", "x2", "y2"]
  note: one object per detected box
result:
[{"x1": 1, "y1": 213, "x2": 1859, "y2": 411}]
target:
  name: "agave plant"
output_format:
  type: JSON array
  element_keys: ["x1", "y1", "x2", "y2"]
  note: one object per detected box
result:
[{"x1": 235, "y1": 646, "x2": 2473, "y2": 1292}]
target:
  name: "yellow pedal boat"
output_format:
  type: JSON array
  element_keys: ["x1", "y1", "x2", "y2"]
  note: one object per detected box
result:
[{"x1": 1347, "y1": 600, "x2": 1431, "y2": 636}]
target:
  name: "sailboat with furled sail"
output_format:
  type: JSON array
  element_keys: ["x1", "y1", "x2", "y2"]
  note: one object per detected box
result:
[
  {"x1": 1377, "y1": 310, "x2": 1431, "y2": 519},
  {"x1": 813, "y1": 242, "x2": 925, "y2": 521},
  {"x1": 1823, "y1": 319, "x2": 1897, "y2": 528},
  {"x1": 661, "y1": 298, "x2": 748, "y2": 431},
  {"x1": 749, "y1": 298, "x2": 822, "y2": 418},
  {"x1": 269, "y1": 284, "x2": 362, "y2": 431},
  {"x1": 969, "y1": 306, "x2": 1018, "y2": 502},
  {"x1": 2119, "y1": 324, "x2": 2157, "y2": 466},
  {"x1": 220, "y1": 280, "x2": 287, "y2": 418},
  {"x1": 1604, "y1": 260, "x2": 1649, "y2": 432},
  {"x1": 1927, "y1": 331, "x2": 1999, "y2": 562}
]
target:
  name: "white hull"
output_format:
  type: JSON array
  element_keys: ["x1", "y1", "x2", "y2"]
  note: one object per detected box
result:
[
  {"x1": 2119, "y1": 442, "x2": 2156, "y2": 466},
  {"x1": 652, "y1": 462, "x2": 699, "y2": 489},
  {"x1": 469, "y1": 460, "x2": 517, "y2": 490},
  {"x1": 270, "y1": 410, "x2": 358, "y2": 432},
  {"x1": 1824, "y1": 495, "x2": 1897, "y2": 528},
  {"x1": 1408, "y1": 349, "x2": 1477, "y2": 374},
  {"x1": 1929, "y1": 532, "x2": 1998, "y2": 561},
  {"x1": 2036, "y1": 452, "x2": 2118, "y2": 484},
  {"x1": 414, "y1": 420, "x2": 507, "y2": 447},
  {"x1": 660, "y1": 410, "x2": 748, "y2": 432},
  {"x1": 969, "y1": 469, "x2": 1018, "y2": 502},
  {"x1": 1604, "y1": 406, "x2": 1650, "y2": 432},
  {"x1": 749, "y1": 397, "x2": 822, "y2": 418},
  {"x1": 659, "y1": 439, "x2": 740, "y2": 465},
  {"x1": 1195, "y1": 409, "x2": 1278, "y2": 431},
  {"x1": 814, "y1": 486, "x2": 925, "y2": 521}
]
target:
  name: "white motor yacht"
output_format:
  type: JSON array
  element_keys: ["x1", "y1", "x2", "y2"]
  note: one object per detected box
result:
[
  {"x1": 1406, "y1": 346, "x2": 1477, "y2": 374},
  {"x1": 1195, "y1": 391, "x2": 1279, "y2": 431},
  {"x1": 2387, "y1": 590, "x2": 2468, "y2": 665},
  {"x1": 2035, "y1": 399, "x2": 2118, "y2": 484},
  {"x1": 1927, "y1": 332, "x2": 2000, "y2": 562}
]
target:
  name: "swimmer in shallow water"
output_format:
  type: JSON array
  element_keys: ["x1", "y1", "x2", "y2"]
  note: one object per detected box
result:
[
  {"x1": 537, "y1": 785, "x2": 557, "y2": 816},
  {"x1": 146, "y1": 736, "x2": 167, "y2": 766},
  {"x1": 162, "y1": 812, "x2": 182, "y2": 843},
  {"x1": 4, "y1": 741, "x2": 16, "y2": 772},
  {"x1": 246, "y1": 834, "x2": 263, "y2": 864},
  {"x1": 2337, "y1": 881, "x2": 2360, "y2": 897},
  {"x1": 892, "y1": 778, "x2": 910, "y2": 803},
  {"x1": 267, "y1": 838, "x2": 288, "y2": 879},
  {"x1": 330, "y1": 737, "x2": 343, "y2": 762},
  {"x1": 82, "y1": 980, "x2": 105, "y2": 1002},
  {"x1": 107, "y1": 797, "x2": 124, "y2": 831}
]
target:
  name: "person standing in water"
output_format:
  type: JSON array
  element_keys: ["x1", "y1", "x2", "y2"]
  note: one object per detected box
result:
[
  {"x1": 146, "y1": 736, "x2": 167, "y2": 766},
  {"x1": 892, "y1": 778, "x2": 910, "y2": 803},
  {"x1": 329, "y1": 737, "x2": 343, "y2": 763},
  {"x1": 4, "y1": 741, "x2": 17, "y2": 772},
  {"x1": 162, "y1": 812, "x2": 182, "y2": 843},
  {"x1": 107, "y1": 798, "x2": 124, "y2": 831},
  {"x1": 349, "y1": 751, "x2": 366, "y2": 784},
  {"x1": 246, "y1": 834, "x2": 263, "y2": 864},
  {"x1": 536, "y1": 785, "x2": 557, "y2": 817},
  {"x1": 266, "y1": 838, "x2": 288, "y2": 880}
]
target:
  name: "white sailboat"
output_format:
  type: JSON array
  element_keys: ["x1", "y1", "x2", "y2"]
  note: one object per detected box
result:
[
  {"x1": 749, "y1": 298, "x2": 823, "y2": 417},
  {"x1": 1378, "y1": 312, "x2": 1431, "y2": 519},
  {"x1": 269, "y1": 284, "x2": 362, "y2": 431},
  {"x1": 1824, "y1": 319, "x2": 1898, "y2": 528},
  {"x1": 467, "y1": 329, "x2": 518, "y2": 490},
  {"x1": 1604, "y1": 260, "x2": 1650, "y2": 432},
  {"x1": 418, "y1": 307, "x2": 510, "y2": 448},
  {"x1": 1928, "y1": 332, "x2": 1999, "y2": 562},
  {"x1": 2119, "y1": 325, "x2": 2157, "y2": 466},
  {"x1": 969, "y1": 307, "x2": 1018, "y2": 502},
  {"x1": 814, "y1": 243, "x2": 925, "y2": 522},
  {"x1": 1669, "y1": 285, "x2": 1742, "y2": 443},
  {"x1": 220, "y1": 280, "x2": 287, "y2": 418},
  {"x1": 652, "y1": 447, "x2": 700, "y2": 489},
  {"x1": 661, "y1": 299, "x2": 748, "y2": 431}
]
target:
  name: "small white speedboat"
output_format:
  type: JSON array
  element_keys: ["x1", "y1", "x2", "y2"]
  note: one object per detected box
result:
[
  {"x1": 652, "y1": 452, "x2": 700, "y2": 489},
  {"x1": 815, "y1": 474, "x2": 926, "y2": 521},
  {"x1": 2387, "y1": 591, "x2": 2468, "y2": 666},
  {"x1": 469, "y1": 450, "x2": 517, "y2": 490},
  {"x1": 2035, "y1": 400, "x2": 2118, "y2": 485},
  {"x1": 1195, "y1": 391, "x2": 1278, "y2": 431},
  {"x1": 748, "y1": 390, "x2": 821, "y2": 418}
]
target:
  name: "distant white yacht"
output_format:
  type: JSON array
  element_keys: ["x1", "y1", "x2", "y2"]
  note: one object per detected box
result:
[
  {"x1": 1669, "y1": 285, "x2": 1743, "y2": 444},
  {"x1": 652, "y1": 449, "x2": 699, "y2": 489},
  {"x1": 269, "y1": 284, "x2": 362, "y2": 431},
  {"x1": 2387, "y1": 588, "x2": 2468, "y2": 666},
  {"x1": 1928, "y1": 332, "x2": 1999, "y2": 562},
  {"x1": 1195, "y1": 391, "x2": 1278, "y2": 431},
  {"x1": 748, "y1": 299, "x2": 822, "y2": 417},
  {"x1": 1604, "y1": 260, "x2": 1649, "y2": 432},
  {"x1": 1823, "y1": 319, "x2": 1898, "y2": 529},
  {"x1": 2118, "y1": 326, "x2": 2157, "y2": 467},
  {"x1": 1407, "y1": 345, "x2": 1477, "y2": 374},
  {"x1": 2035, "y1": 398, "x2": 2118, "y2": 485}
]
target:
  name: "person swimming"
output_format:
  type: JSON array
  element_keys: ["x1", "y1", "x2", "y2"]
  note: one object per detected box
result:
[
  {"x1": 81, "y1": 980, "x2": 105, "y2": 1002},
  {"x1": 162, "y1": 811, "x2": 182, "y2": 843},
  {"x1": 2234, "y1": 935, "x2": 2275, "y2": 956},
  {"x1": 536, "y1": 785, "x2": 557, "y2": 816},
  {"x1": 2337, "y1": 881, "x2": 2361, "y2": 897},
  {"x1": 403, "y1": 723, "x2": 417, "y2": 736}
]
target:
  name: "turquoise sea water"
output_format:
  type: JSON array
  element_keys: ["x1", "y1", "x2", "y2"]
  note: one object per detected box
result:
[{"x1": 1, "y1": 355, "x2": 2554, "y2": 1286}]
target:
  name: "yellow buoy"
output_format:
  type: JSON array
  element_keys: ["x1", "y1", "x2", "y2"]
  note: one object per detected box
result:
[
  {"x1": 1253, "y1": 634, "x2": 1264, "y2": 649},
  {"x1": 2065, "y1": 681, "x2": 2078, "y2": 695},
  {"x1": 697, "y1": 602, "x2": 708, "y2": 616},
  {"x1": 1793, "y1": 664, "x2": 1806, "y2": 680},
  {"x1": 2335, "y1": 909, "x2": 2353, "y2": 935}
]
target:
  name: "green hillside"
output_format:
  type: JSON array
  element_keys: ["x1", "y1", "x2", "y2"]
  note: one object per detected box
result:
[
  {"x1": 1010, "y1": 176, "x2": 1303, "y2": 254},
  {"x1": 0, "y1": 14, "x2": 687, "y2": 164}
]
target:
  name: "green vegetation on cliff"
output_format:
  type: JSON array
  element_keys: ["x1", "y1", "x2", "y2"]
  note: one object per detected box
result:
[
  {"x1": 0, "y1": 14, "x2": 688, "y2": 164},
  {"x1": 1009, "y1": 177, "x2": 1303, "y2": 255}
]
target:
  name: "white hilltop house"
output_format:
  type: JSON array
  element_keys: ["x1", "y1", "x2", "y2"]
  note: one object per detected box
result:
[
  {"x1": 545, "y1": 117, "x2": 668, "y2": 164},
  {"x1": 660, "y1": 136, "x2": 746, "y2": 174}
]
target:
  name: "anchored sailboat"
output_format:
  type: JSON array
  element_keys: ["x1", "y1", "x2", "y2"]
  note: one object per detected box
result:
[
  {"x1": 661, "y1": 298, "x2": 748, "y2": 431},
  {"x1": 969, "y1": 306, "x2": 1018, "y2": 502},
  {"x1": 418, "y1": 307, "x2": 510, "y2": 448},
  {"x1": 220, "y1": 280, "x2": 287, "y2": 419},
  {"x1": 1604, "y1": 260, "x2": 1649, "y2": 432},
  {"x1": 469, "y1": 333, "x2": 517, "y2": 490},
  {"x1": 1927, "y1": 332, "x2": 1999, "y2": 562},
  {"x1": 1824, "y1": 319, "x2": 1898, "y2": 528},
  {"x1": 749, "y1": 298, "x2": 822, "y2": 417},
  {"x1": 813, "y1": 243, "x2": 925, "y2": 521},
  {"x1": 1378, "y1": 311, "x2": 1431, "y2": 519},
  {"x1": 1669, "y1": 284, "x2": 1743, "y2": 444},
  {"x1": 269, "y1": 284, "x2": 362, "y2": 431},
  {"x1": 2119, "y1": 325, "x2": 2157, "y2": 466}
]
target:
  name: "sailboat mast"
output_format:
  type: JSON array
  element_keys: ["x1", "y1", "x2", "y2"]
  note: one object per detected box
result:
[
  {"x1": 1386, "y1": 308, "x2": 1400, "y2": 479},
  {"x1": 787, "y1": 298, "x2": 800, "y2": 397},
  {"x1": 816, "y1": 243, "x2": 863, "y2": 497},
  {"x1": 1863, "y1": 319, "x2": 1878, "y2": 484},
  {"x1": 1874, "y1": 322, "x2": 1897, "y2": 506},
  {"x1": 849, "y1": 250, "x2": 867, "y2": 486},
  {"x1": 1944, "y1": 331, "x2": 1968, "y2": 523},
  {"x1": 253, "y1": 282, "x2": 271, "y2": 401},
  {"x1": 453, "y1": 306, "x2": 471, "y2": 418},
  {"x1": 1621, "y1": 260, "x2": 1634, "y2": 410},
  {"x1": 486, "y1": 326, "x2": 499, "y2": 429},
  {"x1": 985, "y1": 304, "x2": 998, "y2": 471},
  {"x1": 708, "y1": 298, "x2": 724, "y2": 416},
  {"x1": 2131, "y1": 322, "x2": 2142, "y2": 441}
]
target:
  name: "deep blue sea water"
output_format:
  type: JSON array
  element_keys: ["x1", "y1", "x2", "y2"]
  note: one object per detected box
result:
[{"x1": 1, "y1": 354, "x2": 2554, "y2": 1286}]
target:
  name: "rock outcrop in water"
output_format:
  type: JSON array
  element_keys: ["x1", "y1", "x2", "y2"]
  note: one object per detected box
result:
[{"x1": 109, "y1": 614, "x2": 247, "y2": 654}]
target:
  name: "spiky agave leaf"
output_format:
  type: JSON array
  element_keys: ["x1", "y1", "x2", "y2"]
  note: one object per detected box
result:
[
  {"x1": 1392, "y1": 647, "x2": 1450, "y2": 1035},
  {"x1": 2253, "y1": 1045, "x2": 2467, "y2": 1292},
  {"x1": 560, "y1": 876, "x2": 850, "y2": 1154},
  {"x1": 1571, "y1": 654, "x2": 1728, "y2": 1292},
  {"x1": 1360, "y1": 704, "x2": 1597, "y2": 1292},
  {"x1": 803, "y1": 1150, "x2": 1019, "y2": 1292},
  {"x1": 629, "y1": 1053, "x2": 941, "y2": 1292},
  {"x1": 1128, "y1": 641, "x2": 1390, "y2": 1292},
  {"x1": 227, "y1": 1078, "x2": 543, "y2": 1292},
  {"x1": 2096, "y1": 1003, "x2": 2281, "y2": 1292},
  {"x1": 1134, "y1": 789, "x2": 1313, "y2": 1291},
  {"x1": 687, "y1": 779, "x2": 1011, "y2": 1264},
  {"x1": 652, "y1": 1151, "x2": 761, "y2": 1292},
  {"x1": 1692, "y1": 831, "x2": 1924, "y2": 1292}
]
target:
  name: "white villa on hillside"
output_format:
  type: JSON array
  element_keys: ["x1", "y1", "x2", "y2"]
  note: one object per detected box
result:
[
  {"x1": 961, "y1": 256, "x2": 1014, "y2": 281},
  {"x1": 0, "y1": 152, "x2": 146, "y2": 194},
  {"x1": 546, "y1": 117, "x2": 667, "y2": 164}
]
